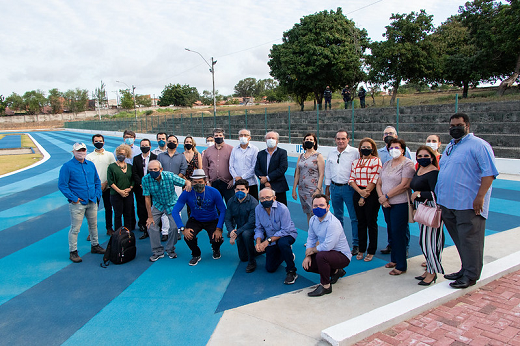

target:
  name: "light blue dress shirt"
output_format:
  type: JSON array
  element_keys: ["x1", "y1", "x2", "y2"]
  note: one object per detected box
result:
[
  {"x1": 254, "y1": 201, "x2": 298, "y2": 244},
  {"x1": 306, "y1": 211, "x2": 352, "y2": 259}
]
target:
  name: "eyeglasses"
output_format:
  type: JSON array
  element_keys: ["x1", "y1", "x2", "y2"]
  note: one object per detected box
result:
[
  {"x1": 416, "y1": 155, "x2": 431, "y2": 158},
  {"x1": 259, "y1": 196, "x2": 274, "y2": 202},
  {"x1": 445, "y1": 144, "x2": 456, "y2": 156},
  {"x1": 337, "y1": 152, "x2": 343, "y2": 164},
  {"x1": 196, "y1": 196, "x2": 203, "y2": 207}
]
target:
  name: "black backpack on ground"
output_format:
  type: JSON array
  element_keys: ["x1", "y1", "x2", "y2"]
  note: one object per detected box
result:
[{"x1": 101, "y1": 226, "x2": 136, "y2": 267}]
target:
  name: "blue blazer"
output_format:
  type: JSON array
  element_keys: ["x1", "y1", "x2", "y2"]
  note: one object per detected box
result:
[{"x1": 255, "y1": 147, "x2": 289, "y2": 193}]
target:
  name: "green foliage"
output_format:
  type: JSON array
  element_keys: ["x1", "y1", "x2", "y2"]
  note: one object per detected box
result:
[
  {"x1": 48, "y1": 88, "x2": 63, "y2": 114},
  {"x1": 119, "y1": 89, "x2": 134, "y2": 109},
  {"x1": 5, "y1": 93, "x2": 24, "y2": 111},
  {"x1": 0, "y1": 95, "x2": 6, "y2": 115},
  {"x1": 234, "y1": 78, "x2": 258, "y2": 97},
  {"x1": 63, "y1": 88, "x2": 89, "y2": 114},
  {"x1": 158, "y1": 83, "x2": 199, "y2": 107},
  {"x1": 145, "y1": 110, "x2": 153, "y2": 116},
  {"x1": 136, "y1": 94, "x2": 152, "y2": 107},
  {"x1": 94, "y1": 81, "x2": 108, "y2": 109},
  {"x1": 367, "y1": 10, "x2": 436, "y2": 105},
  {"x1": 268, "y1": 7, "x2": 369, "y2": 110},
  {"x1": 22, "y1": 90, "x2": 47, "y2": 115}
]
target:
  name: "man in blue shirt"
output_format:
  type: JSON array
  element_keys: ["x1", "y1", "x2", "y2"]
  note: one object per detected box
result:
[
  {"x1": 58, "y1": 142, "x2": 105, "y2": 263},
  {"x1": 303, "y1": 194, "x2": 352, "y2": 296},
  {"x1": 142, "y1": 160, "x2": 191, "y2": 262},
  {"x1": 436, "y1": 113, "x2": 498, "y2": 289},
  {"x1": 254, "y1": 188, "x2": 298, "y2": 285},
  {"x1": 225, "y1": 179, "x2": 259, "y2": 273},
  {"x1": 172, "y1": 169, "x2": 226, "y2": 266}
]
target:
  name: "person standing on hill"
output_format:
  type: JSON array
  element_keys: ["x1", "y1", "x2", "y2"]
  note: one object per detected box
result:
[
  {"x1": 324, "y1": 86, "x2": 333, "y2": 110},
  {"x1": 358, "y1": 87, "x2": 367, "y2": 108},
  {"x1": 341, "y1": 85, "x2": 352, "y2": 109}
]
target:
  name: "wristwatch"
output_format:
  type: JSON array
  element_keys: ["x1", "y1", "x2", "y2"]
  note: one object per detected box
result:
[
  {"x1": 179, "y1": 227, "x2": 185, "y2": 232},
  {"x1": 267, "y1": 237, "x2": 272, "y2": 244}
]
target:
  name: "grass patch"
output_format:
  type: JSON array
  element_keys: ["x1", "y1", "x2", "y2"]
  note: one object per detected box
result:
[{"x1": 0, "y1": 133, "x2": 43, "y2": 175}]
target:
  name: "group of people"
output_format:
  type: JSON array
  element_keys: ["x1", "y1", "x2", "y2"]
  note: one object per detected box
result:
[
  {"x1": 323, "y1": 85, "x2": 367, "y2": 110},
  {"x1": 58, "y1": 112, "x2": 498, "y2": 296}
]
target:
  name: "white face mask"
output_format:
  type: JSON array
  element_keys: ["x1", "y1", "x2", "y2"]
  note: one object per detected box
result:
[
  {"x1": 239, "y1": 137, "x2": 249, "y2": 145},
  {"x1": 266, "y1": 138, "x2": 277, "y2": 148},
  {"x1": 74, "y1": 151, "x2": 87, "y2": 160},
  {"x1": 206, "y1": 142, "x2": 214, "y2": 147},
  {"x1": 426, "y1": 142, "x2": 438, "y2": 151},
  {"x1": 389, "y1": 148, "x2": 402, "y2": 159}
]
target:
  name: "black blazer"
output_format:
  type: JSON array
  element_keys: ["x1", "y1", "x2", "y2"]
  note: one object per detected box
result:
[
  {"x1": 255, "y1": 147, "x2": 289, "y2": 193},
  {"x1": 132, "y1": 152, "x2": 157, "y2": 187}
]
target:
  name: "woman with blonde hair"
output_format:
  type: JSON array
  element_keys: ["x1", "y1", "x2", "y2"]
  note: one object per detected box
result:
[{"x1": 183, "y1": 136, "x2": 202, "y2": 180}]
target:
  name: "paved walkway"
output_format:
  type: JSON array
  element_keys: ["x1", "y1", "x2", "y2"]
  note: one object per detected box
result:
[{"x1": 355, "y1": 269, "x2": 520, "y2": 345}]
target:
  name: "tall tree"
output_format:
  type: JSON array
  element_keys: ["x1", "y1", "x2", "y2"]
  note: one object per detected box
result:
[
  {"x1": 234, "y1": 77, "x2": 258, "y2": 97},
  {"x1": 136, "y1": 94, "x2": 152, "y2": 107},
  {"x1": 22, "y1": 90, "x2": 47, "y2": 115},
  {"x1": 119, "y1": 89, "x2": 135, "y2": 109},
  {"x1": 48, "y1": 88, "x2": 63, "y2": 114},
  {"x1": 5, "y1": 93, "x2": 24, "y2": 111},
  {"x1": 268, "y1": 7, "x2": 369, "y2": 110},
  {"x1": 158, "y1": 83, "x2": 199, "y2": 107},
  {"x1": 0, "y1": 95, "x2": 6, "y2": 115},
  {"x1": 63, "y1": 88, "x2": 89, "y2": 115},
  {"x1": 94, "y1": 81, "x2": 108, "y2": 109},
  {"x1": 367, "y1": 10, "x2": 435, "y2": 105}
]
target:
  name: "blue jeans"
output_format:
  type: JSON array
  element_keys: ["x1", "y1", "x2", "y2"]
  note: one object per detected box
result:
[
  {"x1": 330, "y1": 184, "x2": 358, "y2": 246},
  {"x1": 68, "y1": 201, "x2": 99, "y2": 252},
  {"x1": 382, "y1": 203, "x2": 408, "y2": 272},
  {"x1": 265, "y1": 236, "x2": 296, "y2": 273}
]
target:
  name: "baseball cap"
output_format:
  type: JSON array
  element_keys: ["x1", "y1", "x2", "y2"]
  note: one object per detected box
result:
[{"x1": 72, "y1": 142, "x2": 87, "y2": 151}]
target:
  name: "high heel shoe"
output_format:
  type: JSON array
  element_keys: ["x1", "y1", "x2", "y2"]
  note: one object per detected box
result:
[
  {"x1": 415, "y1": 275, "x2": 426, "y2": 281},
  {"x1": 418, "y1": 273, "x2": 437, "y2": 286}
]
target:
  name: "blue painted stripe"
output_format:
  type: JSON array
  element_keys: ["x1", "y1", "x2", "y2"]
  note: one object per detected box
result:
[
  {"x1": 0, "y1": 168, "x2": 60, "y2": 198},
  {"x1": 0, "y1": 134, "x2": 21, "y2": 148}
]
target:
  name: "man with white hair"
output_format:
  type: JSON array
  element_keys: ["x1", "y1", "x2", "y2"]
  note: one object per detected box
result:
[
  {"x1": 255, "y1": 131, "x2": 289, "y2": 205},
  {"x1": 58, "y1": 142, "x2": 106, "y2": 263},
  {"x1": 229, "y1": 128, "x2": 259, "y2": 201}
]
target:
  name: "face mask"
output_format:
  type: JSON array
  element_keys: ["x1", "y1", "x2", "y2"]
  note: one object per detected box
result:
[
  {"x1": 149, "y1": 170, "x2": 160, "y2": 180},
  {"x1": 303, "y1": 141, "x2": 314, "y2": 150},
  {"x1": 214, "y1": 137, "x2": 224, "y2": 145},
  {"x1": 239, "y1": 137, "x2": 249, "y2": 145},
  {"x1": 360, "y1": 148, "x2": 372, "y2": 157},
  {"x1": 193, "y1": 183, "x2": 205, "y2": 193},
  {"x1": 261, "y1": 200, "x2": 274, "y2": 209},
  {"x1": 384, "y1": 136, "x2": 395, "y2": 144},
  {"x1": 158, "y1": 140, "x2": 166, "y2": 147},
  {"x1": 124, "y1": 138, "x2": 134, "y2": 145},
  {"x1": 266, "y1": 139, "x2": 277, "y2": 148},
  {"x1": 140, "y1": 146, "x2": 150, "y2": 154},
  {"x1": 94, "y1": 142, "x2": 104, "y2": 149},
  {"x1": 167, "y1": 142, "x2": 177, "y2": 150},
  {"x1": 389, "y1": 148, "x2": 402, "y2": 159},
  {"x1": 425, "y1": 142, "x2": 438, "y2": 151},
  {"x1": 417, "y1": 158, "x2": 432, "y2": 167},
  {"x1": 74, "y1": 151, "x2": 87, "y2": 160},
  {"x1": 236, "y1": 191, "x2": 246, "y2": 200},
  {"x1": 450, "y1": 126, "x2": 466, "y2": 140},
  {"x1": 206, "y1": 142, "x2": 214, "y2": 147},
  {"x1": 116, "y1": 154, "x2": 126, "y2": 162},
  {"x1": 312, "y1": 207, "x2": 327, "y2": 218},
  {"x1": 184, "y1": 144, "x2": 193, "y2": 150}
]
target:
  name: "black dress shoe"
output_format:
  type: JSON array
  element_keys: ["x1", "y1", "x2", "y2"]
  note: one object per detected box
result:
[
  {"x1": 418, "y1": 274, "x2": 437, "y2": 286},
  {"x1": 330, "y1": 268, "x2": 346, "y2": 284},
  {"x1": 139, "y1": 231, "x2": 149, "y2": 240},
  {"x1": 450, "y1": 277, "x2": 476, "y2": 289},
  {"x1": 415, "y1": 275, "x2": 426, "y2": 281},
  {"x1": 308, "y1": 285, "x2": 332, "y2": 297},
  {"x1": 245, "y1": 262, "x2": 257, "y2": 273},
  {"x1": 351, "y1": 246, "x2": 359, "y2": 256},
  {"x1": 380, "y1": 245, "x2": 391, "y2": 254},
  {"x1": 444, "y1": 271, "x2": 463, "y2": 280},
  {"x1": 161, "y1": 234, "x2": 168, "y2": 242},
  {"x1": 139, "y1": 225, "x2": 146, "y2": 233}
]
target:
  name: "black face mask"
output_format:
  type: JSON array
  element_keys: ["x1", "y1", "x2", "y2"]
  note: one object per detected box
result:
[
  {"x1": 360, "y1": 148, "x2": 372, "y2": 157},
  {"x1": 417, "y1": 158, "x2": 432, "y2": 167},
  {"x1": 140, "y1": 146, "x2": 150, "y2": 154},
  {"x1": 214, "y1": 137, "x2": 224, "y2": 144},
  {"x1": 303, "y1": 141, "x2": 314, "y2": 149},
  {"x1": 450, "y1": 126, "x2": 466, "y2": 140},
  {"x1": 167, "y1": 142, "x2": 177, "y2": 150},
  {"x1": 184, "y1": 144, "x2": 193, "y2": 150},
  {"x1": 384, "y1": 136, "x2": 395, "y2": 144},
  {"x1": 94, "y1": 142, "x2": 104, "y2": 149}
]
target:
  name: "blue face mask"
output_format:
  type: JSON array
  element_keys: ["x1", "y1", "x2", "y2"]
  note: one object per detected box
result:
[
  {"x1": 313, "y1": 207, "x2": 327, "y2": 218},
  {"x1": 236, "y1": 191, "x2": 246, "y2": 200},
  {"x1": 124, "y1": 138, "x2": 135, "y2": 145},
  {"x1": 261, "y1": 200, "x2": 273, "y2": 209},
  {"x1": 158, "y1": 140, "x2": 166, "y2": 147},
  {"x1": 149, "y1": 171, "x2": 160, "y2": 179}
]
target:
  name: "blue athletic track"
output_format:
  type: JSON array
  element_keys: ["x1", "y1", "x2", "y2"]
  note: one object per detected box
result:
[{"x1": 1, "y1": 130, "x2": 519, "y2": 345}]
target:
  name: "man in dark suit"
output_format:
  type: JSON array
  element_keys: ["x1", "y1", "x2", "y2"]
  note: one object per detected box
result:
[
  {"x1": 133, "y1": 138, "x2": 157, "y2": 239},
  {"x1": 255, "y1": 131, "x2": 289, "y2": 205}
]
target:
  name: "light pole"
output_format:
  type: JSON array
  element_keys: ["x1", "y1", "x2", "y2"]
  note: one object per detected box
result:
[
  {"x1": 116, "y1": 80, "x2": 137, "y2": 120},
  {"x1": 185, "y1": 48, "x2": 217, "y2": 121}
]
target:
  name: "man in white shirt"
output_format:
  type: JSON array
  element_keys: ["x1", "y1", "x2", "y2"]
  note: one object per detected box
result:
[
  {"x1": 151, "y1": 132, "x2": 167, "y2": 156},
  {"x1": 86, "y1": 134, "x2": 116, "y2": 236},
  {"x1": 229, "y1": 129, "x2": 259, "y2": 201},
  {"x1": 324, "y1": 130, "x2": 360, "y2": 255}
]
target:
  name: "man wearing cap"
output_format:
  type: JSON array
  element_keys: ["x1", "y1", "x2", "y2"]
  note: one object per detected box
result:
[
  {"x1": 142, "y1": 160, "x2": 191, "y2": 262},
  {"x1": 171, "y1": 169, "x2": 226, "y2": 266},
  {"x1": 58, "y1": 143, "x2": 106, "y2": 263}
]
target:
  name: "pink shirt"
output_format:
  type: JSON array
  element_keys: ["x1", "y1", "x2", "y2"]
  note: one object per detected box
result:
[
  {"x1": 202, "y1": 143, "x2": 233, "y2": 183},
  {"x1": 380, "y1": 158, "x2": 415, "y2": 204}
]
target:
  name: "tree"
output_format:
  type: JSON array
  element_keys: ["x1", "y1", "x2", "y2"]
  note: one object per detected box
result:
[
  {"x1": 200, "y1": 90, "x2": 224, "y2": 105},
  {"x1": 268, "y1": 7, "x2": 369, "y2": 110},
  {"x1": 158, "y1": 83, "x2": 199, "y2": 107},
  {"x1": 0, "y1": 95, "x2": 6, "y2": 115},
  {"x1": 136, "y1": 94, "x2": 152, "y2": 107},
  {"x1": 119, "y1": 89, "x2": 135, "y2": 109},
  {"x1": 234, "y1": 77, "x2": 258, "y2": 97},
  {"x1": 94, "y1": 81, "x2": 108, "y2": 109},
  {"x1": 48, "y1": 88, "x2": 63, "y2": 114},
  {"x1": 367, "y1": 10, "x2": 436, "y2": 105},
  {"x1": 22, "y1": 90, "x2": 47, "y2": 115},
  {"x1": 63, "y1": 88, "x2": 89, "y2": 115},
  {"x1": 5, "y1": 93, "x2": 24, "y2": 111}
]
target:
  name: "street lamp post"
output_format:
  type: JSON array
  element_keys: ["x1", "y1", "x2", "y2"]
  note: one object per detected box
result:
[
  {"x1": 116, "y1": 80, "x2": 137, "y2": 120},
  {"x1": 185, "y1": 48, "x2": 217, "y2": 123}
]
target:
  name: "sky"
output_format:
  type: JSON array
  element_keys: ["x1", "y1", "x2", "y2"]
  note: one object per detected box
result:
[{"x1": 0, "y1": 0, "x2": 469, "y2": 100}]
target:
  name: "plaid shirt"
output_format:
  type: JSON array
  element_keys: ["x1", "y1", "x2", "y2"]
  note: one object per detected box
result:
[
  {"x1": 348, "y1": 157, "x2": 382, "y2": 187},
  {"x1": 142, "y1": 171, "x2": 185, "y2": 213}
]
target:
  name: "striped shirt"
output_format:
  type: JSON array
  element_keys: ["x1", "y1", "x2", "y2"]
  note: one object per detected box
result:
[
  {"x1": 435, "y1": 133, "x2": 498, "y2": 219},
  {"x1": 141, "y1": 171, "x2": 186, "y2": 213},
  {"x1": 348, "y1": 157, "x2": 382, "y2": 187}
]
